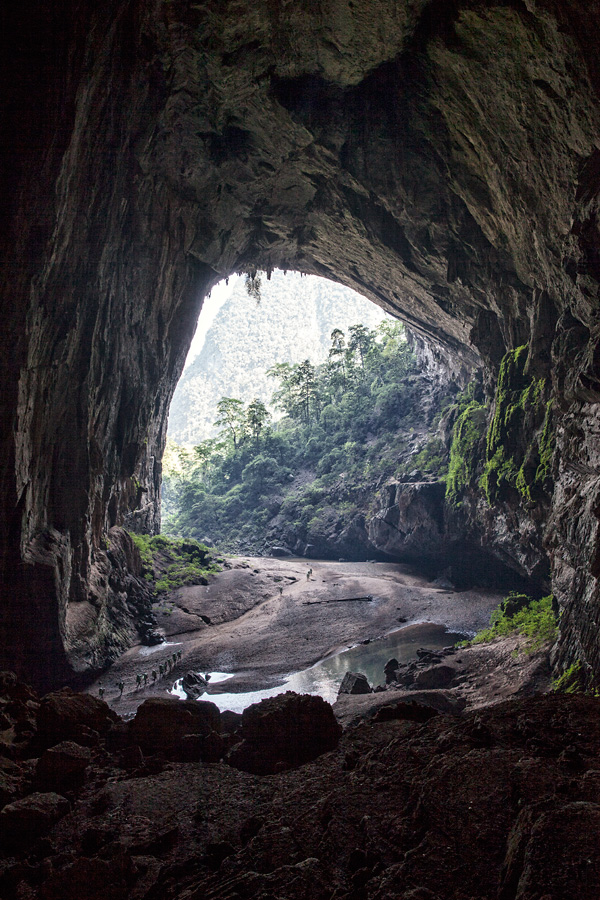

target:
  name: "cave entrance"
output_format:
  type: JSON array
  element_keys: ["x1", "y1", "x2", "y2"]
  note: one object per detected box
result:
[{"x1": 161, "y1": 268, "x2": 405, "y2": 559}]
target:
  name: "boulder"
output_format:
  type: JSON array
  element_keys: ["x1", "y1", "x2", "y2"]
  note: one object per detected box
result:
[
  {"x1": 35, "y1": 740, "x2": 92, "y2": 790},
  {"x1": 221, "y1": 710, "x2": 243, "y2": 735},
  {"x1": 181, "y1": 671, "x2": 209, "y2": 700},
  {"x1": 338, "y1": 672, "x2": 373, "y2": 695},
  {"x1": 228, "y1": 692, "x2": 342, "y2": 775},
  {"x1": 384, "y1": 658, "x2": 400, "y2": 684},
  {"x1": 37, "y1": 688, "x2": 118, "y2": 746},
  {"x1": 413, "y1": 664, "x2": 459, "y2": 690},
  {"x1": 128, "y1": 697, "x2": 221, "y2": 756},
  {"x1": 0, "y1": 791, "x2": 70, "y2": 848}
]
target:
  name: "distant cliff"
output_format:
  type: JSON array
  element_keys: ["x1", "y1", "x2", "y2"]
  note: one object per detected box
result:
[{"x1": 167, "y1": 271, "x2": 388, "y2": 445}]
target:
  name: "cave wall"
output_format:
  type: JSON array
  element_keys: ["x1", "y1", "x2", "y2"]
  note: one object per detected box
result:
[{"x1": 2, "y1": 0, "x2": 600, "y2": 687}]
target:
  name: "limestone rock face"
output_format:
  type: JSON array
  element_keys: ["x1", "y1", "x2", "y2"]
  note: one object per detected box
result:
[
  {"x1": 369, "y1": 481, "x2": 447, "y2": 565},
  {"x1": 1, "y1": 1, "x2": 600, "y2": 684}
]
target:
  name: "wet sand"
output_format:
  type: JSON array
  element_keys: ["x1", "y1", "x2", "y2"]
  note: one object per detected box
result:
[{"x1": 88, "y1": 557, "x2": 504, "y2": 717}]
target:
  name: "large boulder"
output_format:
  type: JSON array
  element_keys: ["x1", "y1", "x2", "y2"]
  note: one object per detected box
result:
[
  {"x1": 0, "y1": 791, "x2": 70, "y2": 849},
  {"x1": 413, "y1": 664, "x2": 460, "y2": 690},
  {"x1": 36, "y1": 688, "x2": 119, "y2": 747},
  {"x1": 338, "y1": 672, "x2": 373, "y2": 695},
  {"x1": 128, "y1": 697, "x2": 221, "y2": 759},
  {"x1": 35, "y1": 740, "x2": 92, "y2": 791},
  {"x1": 227, "y1": 691, "x2": 342, "y2": 775},
  {"x1": 181, "y1": 671, "x2": 209, "y2": 700}
]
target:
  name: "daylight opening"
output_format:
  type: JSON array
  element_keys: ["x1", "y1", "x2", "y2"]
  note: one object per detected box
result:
[{"x1": 160, "y1": 269, "x2": 430, "y2": 558}]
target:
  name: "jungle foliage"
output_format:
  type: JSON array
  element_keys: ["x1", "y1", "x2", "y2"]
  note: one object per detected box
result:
[
  {"x1": 162, "y1": 322, "x2": 445, "y2": 553},
  {"x1": 130, "y1": 533, "x2": 220, "y2": 592},
  {"x1": 458, "y1": 593, "x2": 557, "y2": 652}
]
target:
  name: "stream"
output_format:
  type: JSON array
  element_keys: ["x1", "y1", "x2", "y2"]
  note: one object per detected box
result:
[{"x1": 170, "y1": 621, "x2": 466, "y2": 713}]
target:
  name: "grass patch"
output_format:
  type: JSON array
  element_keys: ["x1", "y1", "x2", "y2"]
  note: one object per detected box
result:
[
  {"x1": 129, "y1": 532, "x2": 220, "y2": 592},
  {"x1": 457, "y1": 593, "x2": 557, "y2": 653},
  {"x1": 553, "y1": 660, "x2": 600, "y2": 696}
]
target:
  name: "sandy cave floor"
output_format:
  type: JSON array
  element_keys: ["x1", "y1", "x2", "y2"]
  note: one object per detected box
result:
[{"x1": 87, "y1": 557, "x2": 511, "y2": 718}]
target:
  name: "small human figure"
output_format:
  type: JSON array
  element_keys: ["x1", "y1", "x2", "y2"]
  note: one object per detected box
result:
[
  {"x1": 159, "y1": 664, "x2": 164, "y2": 677},
  {"x1": 279, "y1": 586, "x2": 283, "y2": 596},
  {"x1": 99, "y1": 686, "x2": 104, "y2": 699},
  {"x1": 152, "y1": 669, "x2": 157, "y2": 682},
  {"x1": 136, "y1": 674, "x2": 142, "y2": 689},
  {"x1": 117, "y1": 680, "x2": 124, "y2": 696},
  {"x1": 177, "y1": 650, "x2": 182, "y2": 661},
  {"x1": 143, "y1": 672, "x2": 148, "y2": 685},
  {"x1": 172, "y1": 652, "x2": 177, "y2": 665}
]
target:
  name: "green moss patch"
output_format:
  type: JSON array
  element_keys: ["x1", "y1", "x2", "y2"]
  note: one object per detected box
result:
[
  {"x1": 130, "y1": 532, "x2": 219, "y2": 593},
  {"x1": 445, "y1": 400, "x2": 487, "y2": 506},
  {"x1": 480, "y1": 344, "x2": 553, "y2": 504}
]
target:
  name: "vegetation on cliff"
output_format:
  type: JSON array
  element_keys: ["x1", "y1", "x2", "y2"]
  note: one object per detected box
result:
[
  {"x1": 162, "y1": 322, "x2": 455, "y2": 555},
  {"x1": 443, "y1": 343, "x2": 554, "y2": 509},
  {"x1": 459, "y1": 593, "x2": 557, "y2": 652},
  {"x1": 130, "y1": 533, "x2": 220, "y2": 592},
  {"x1": 480, "y1": 344, "x2": 553, "y2": 504}
]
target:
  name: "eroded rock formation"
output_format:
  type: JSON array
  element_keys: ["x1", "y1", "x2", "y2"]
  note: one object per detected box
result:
[{"x1": 2, "y1": 0, "x2": 600, "y2": 686}]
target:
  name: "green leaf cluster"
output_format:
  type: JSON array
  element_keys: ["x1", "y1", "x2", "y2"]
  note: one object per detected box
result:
[
  {"x1": 445, "y1": 399, "x2": 487, "y2": 506},
  {"x1": 129, "y1": 532, "x2": 218, "y2": 592},
  {"x1": 458, "y1": 593, "x2": 557, "y2": 652},
  {"x1": 552, "y1": 661, "x2": 599, "y2": 696}
]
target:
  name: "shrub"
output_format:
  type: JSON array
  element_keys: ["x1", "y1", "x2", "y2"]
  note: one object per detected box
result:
[{"x1": 458, "y1": 594, "x2": 557, "y2": 652}]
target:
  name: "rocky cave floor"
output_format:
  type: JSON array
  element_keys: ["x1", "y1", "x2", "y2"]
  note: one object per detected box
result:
[
  {"x1": 89, "y1": 557, "x2": 508, "y2": 718},
  {"x1": 1, "y1": 559, "x2": 600, "y2": 899}
]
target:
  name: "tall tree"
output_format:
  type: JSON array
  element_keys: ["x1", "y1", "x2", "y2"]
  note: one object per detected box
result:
[
  {"x1": 214, "y1": 397, "x2": 246, "y2": 450},
  {"x1": 348, "y1": 323, "x2": 375, "y2": 369},
  {"x1": 246, "y1": 398, "x2": 271, "y2": 443},
  {"x1": 296, "y1": 359, "x2": 317, "y2": 424}
]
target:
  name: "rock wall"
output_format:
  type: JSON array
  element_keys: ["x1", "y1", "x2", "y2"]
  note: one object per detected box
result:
[{"x1": 2, "y1": 0, "x2": 600, "y2": 686}]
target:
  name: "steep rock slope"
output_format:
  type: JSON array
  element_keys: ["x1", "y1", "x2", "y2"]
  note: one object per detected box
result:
[{"x1": 1, "y1": 1, "x2": 600, "y2": 685}]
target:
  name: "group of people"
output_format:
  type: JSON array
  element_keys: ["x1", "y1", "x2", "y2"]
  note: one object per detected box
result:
[{"x1": 97, "y1": 649, "x2": 184, "y2": 699}]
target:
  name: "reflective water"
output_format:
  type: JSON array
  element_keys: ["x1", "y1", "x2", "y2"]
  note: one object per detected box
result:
[
  {"x1": 138, "y1": 640, "x2": 182, "y2": 657},
  {"x1": 170, "y1": 623, "x2": 466, "y2": 714}
]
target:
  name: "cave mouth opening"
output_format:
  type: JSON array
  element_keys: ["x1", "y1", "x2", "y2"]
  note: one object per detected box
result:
[
  {"x1": 161, "y1": 267, "x2": 398, "y2": 560},
  {"x1": 157, "y1": 268, "x2": 540, "y2": 600}
]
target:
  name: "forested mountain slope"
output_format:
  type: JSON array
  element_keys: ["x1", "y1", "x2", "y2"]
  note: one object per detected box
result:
[
  {"x1": 162, "y1": 322, "x2": 461, "y2": 562},
  {"x1": 167, "y1": 271, "x2": 388, "y2": 445}
]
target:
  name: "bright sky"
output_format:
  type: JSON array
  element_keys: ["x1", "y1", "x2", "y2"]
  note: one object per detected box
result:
[{"x1": 183, "y1": 274, "x2": 243, "y2": 370}]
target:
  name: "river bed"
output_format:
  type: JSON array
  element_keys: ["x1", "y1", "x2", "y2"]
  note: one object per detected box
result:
[{"x1": 170, "y1": 622, "x2": 467, "y2": 713}]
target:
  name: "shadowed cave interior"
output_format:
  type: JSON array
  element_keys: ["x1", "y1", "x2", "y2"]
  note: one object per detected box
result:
[{"x1": 2, "y1": 2, "x2": 600, "y2": 896}]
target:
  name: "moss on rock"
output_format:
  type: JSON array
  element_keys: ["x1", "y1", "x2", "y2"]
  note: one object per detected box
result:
[
  {"x1": 480, "y1": 345, "x2": 553, "y2": 504},
  {"x1": 445, "y1": 400, "x2": 488, "y2": 506}
]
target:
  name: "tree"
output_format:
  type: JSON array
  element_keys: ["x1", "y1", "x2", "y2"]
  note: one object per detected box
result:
[
  {"x1": 267, "y1": 363, "x2": 300, "y2": 419},
  {"x1": 214, "y1": 397, "x2": 246, "y2": 450},
  {"x1": 328, "y1": 328, "x2": 347, "y2": 392},
  {"x1": 246, "y1": 398, "x2": 271, "y2": 443},
  {"x1": 296, "y1": 359, "x2": 317, "y2": 424},
  {"x1": 348, "y1": 323, "x2": 375, "y2": 369}
]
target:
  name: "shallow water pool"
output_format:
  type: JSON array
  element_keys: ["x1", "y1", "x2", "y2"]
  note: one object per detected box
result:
[{"x1": 170, "y1": 622, "x2": 466, "y2": 714}]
